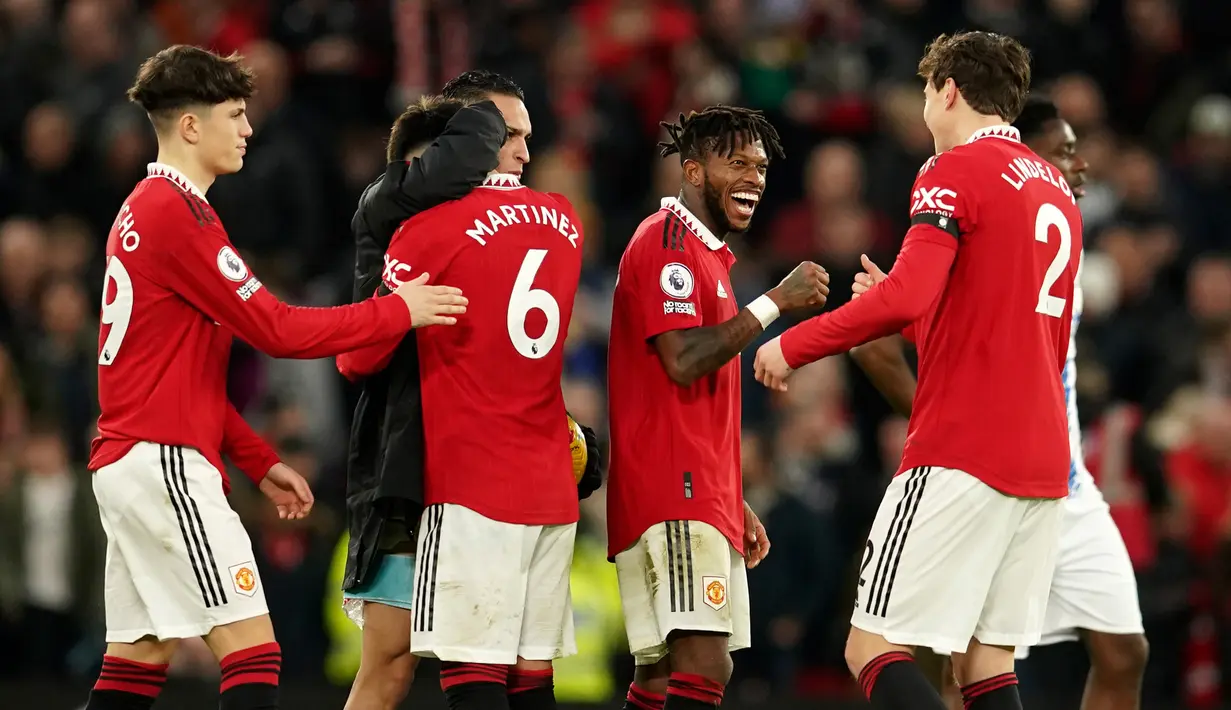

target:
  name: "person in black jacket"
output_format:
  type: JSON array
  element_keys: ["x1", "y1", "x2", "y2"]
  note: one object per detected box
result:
[
  {"x1": 340, "y1": 75, "x2": 602, "y2": 710},
  {"x1": 340, "y1": 94, "x2": 504, "y2": 710}
]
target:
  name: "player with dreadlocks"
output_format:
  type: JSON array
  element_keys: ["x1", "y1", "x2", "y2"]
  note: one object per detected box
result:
[{"x1": 606, "y1": 105, "x2": 829, "y2": 710}]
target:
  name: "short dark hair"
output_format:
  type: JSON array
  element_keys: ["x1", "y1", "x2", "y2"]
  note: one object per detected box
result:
[
  {"x1": 440, "y1": 69, "x2": 524, "y2": 103},
  {"x1": 127, "y1": 45, "x2": 254, "y2": 130},
  {"x1": 387, "y1": 96, "x2": 466, "y2": 162},
  {"x1": 658, "y1": 105, "x2": 785, "y2": 163},
  {"x1": 917, "y1": 31, "x2": 1032, "y2": 122},
  {"x1": 1013, "y1": 95, "x2": 1061, "y2": 141}
]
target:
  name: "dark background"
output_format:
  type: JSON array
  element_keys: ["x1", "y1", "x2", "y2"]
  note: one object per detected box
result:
[{"x1": 1, "y1": 0, "x2": 1231, "y2": 708}]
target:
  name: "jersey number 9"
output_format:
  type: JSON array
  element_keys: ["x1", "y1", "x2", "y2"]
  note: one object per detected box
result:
[{"x1": 100, "y1": 256, "x2": 134, "y2": 366}]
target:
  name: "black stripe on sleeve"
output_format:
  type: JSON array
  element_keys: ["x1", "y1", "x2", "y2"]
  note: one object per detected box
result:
[{"x1": 910, "y1": 212, "x2": 961, "y2": 239}]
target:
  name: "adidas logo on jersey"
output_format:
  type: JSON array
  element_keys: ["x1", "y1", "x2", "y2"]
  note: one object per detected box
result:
[{"x1": 717, "y1": 281, "x2": 728, "y2": 298}]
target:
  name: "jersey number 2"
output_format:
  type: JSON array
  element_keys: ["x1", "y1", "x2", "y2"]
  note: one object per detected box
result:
[
  {"x1": 507, "y1": 249, "x2": 560, "y2": 359},
  {"x1": 1034, "y1": 202, "x2": 1073, "y2": 318},
  {"x1": 99, "y1": 256, "x2": 134, "y2": 366}
]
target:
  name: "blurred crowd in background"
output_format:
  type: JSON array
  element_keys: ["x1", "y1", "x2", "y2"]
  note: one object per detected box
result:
[{"x1": 1, "y1": 0, "x2": 1231, "y2": 707}]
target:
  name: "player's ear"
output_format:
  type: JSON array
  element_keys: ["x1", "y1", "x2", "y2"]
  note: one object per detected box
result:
[
  {"x1": 944, "y1": 78, "x2": 959, "y2": 110},
  {"x1": 682, "y1": 158, "x2": 705, "y2": 189},
  {"x1": 178, "y1": 110, "x2": 202, "y2": 145}
]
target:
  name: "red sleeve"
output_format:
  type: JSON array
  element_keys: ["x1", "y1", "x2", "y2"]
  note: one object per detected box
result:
[
  {"x1": 626, "y1": 235, "x2": 703, "y2": 340},
  {"x1": 222, "y1": 404, "x2": 280, "y2": 485},
  {"x1": 901, "y1": 324, "x2": 917, "y2": 344},
  {"x1": 337, "y1": 315, "x2": 403, "y2": 380},
  {"x1": 337, "y1": 215, "x2": 455, "y2": 379},
  {"x1": 162, "y1": 208, "x2": 412, "y2": 359},
  {"x1": 780, "y1": 226, "x2": 957, "y2": 368}
]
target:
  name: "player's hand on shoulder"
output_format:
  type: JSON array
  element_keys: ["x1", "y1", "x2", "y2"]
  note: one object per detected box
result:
[
  {"x1": 851, "y1": 254, "x2": 887, "y2": 300},
  {"x1": 394, "y1": 272, "x2": 469, "y2": 327},
  {"x1": 768, "y1": 261, "x2": 829, "y2": 312},
  {"x1": 259, "y1": 462, "x2": 315, "y2": 520},
  {"x1": 753, "y1": 336, "x2": 793, "y2": 392}
]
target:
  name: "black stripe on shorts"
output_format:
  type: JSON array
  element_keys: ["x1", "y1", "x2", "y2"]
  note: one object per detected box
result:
[
  {"x1": 867, "y1": 466, "x2": 931, "y2": 618},
  {"x1": 413, "y1": 505, "x2": 444, "y2": 633},
  {"x1": 666, "y1": 521, "x2": 695, "y2": 612},
  {"x1": 161, "y1": 445, "x2": 223, "y2": 607}
]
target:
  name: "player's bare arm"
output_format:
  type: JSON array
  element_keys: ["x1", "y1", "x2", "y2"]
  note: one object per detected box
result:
[
  {"x1": 654, "y1": 261, "x2": 829, "y2": 386},
  {"x1": 848, "y1": 255, "x2": 917, "y2": 416},
  {"x1": 851, "y1": 336, "x2": 916, "y2": 417}
]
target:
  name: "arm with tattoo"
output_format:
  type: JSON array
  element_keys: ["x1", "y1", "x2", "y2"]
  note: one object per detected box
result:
[{"x1": 654, "y1": 261, "x2": 830, "y2": 387}]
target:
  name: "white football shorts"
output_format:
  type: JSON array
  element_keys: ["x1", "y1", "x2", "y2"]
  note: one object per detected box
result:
[
  {"x1": 409, "y1": 503, "x2": 577, "y2": 664},
  {"x1": 92, "y1": 442, "x2": 269, "y2": 642},
  {"x1": 1015, "y1": 499, "x2": 1144, "y2": 659},
  {"x1": 615, "y1": 520, "x2": 751, "y2": 665},
  {"x1": 851, "y1": 466, "x2": 1063, "y2": 655}
]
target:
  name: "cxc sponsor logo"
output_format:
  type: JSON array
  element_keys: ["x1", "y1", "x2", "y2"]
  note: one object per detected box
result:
[
  {"x1": 910, "y1": 186, "x2": 957, "y2": 215},
  {"x1": 383, "y1": 254, "x2": 412, "y2": 289}
]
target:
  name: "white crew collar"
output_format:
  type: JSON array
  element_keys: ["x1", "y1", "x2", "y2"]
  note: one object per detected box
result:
[
  {"x1": 966, "y1": 125, "x2": 1021, "y2": 144},
  {"x1": 660, "y1": 197, "x2": 725, "y2": 251},
  {"x1": 480, "y1": 173, "x2": 524, "y2": 190},
  {"x1": 146, "y1": 163, "x2": 209, "y2": 202}
]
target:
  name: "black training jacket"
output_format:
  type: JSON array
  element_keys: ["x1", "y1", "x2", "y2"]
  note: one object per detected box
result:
[{"x1": 342, "y1": 101, "x2": 505, "y2": 591}]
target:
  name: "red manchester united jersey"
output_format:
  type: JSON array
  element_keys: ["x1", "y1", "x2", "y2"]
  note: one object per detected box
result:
[
  {"x1": 899, "y1": 128, "x2": 1082, "y2": 497},
  {"x1": 339, "y1": 174, "x2": 583, "y2": 526},
  {"x1": 783, "y1": 127, "x2": 1081, "y2": 498},
  {"x1": 606, "y1": 198, "x2": 743, "y2": 560},
  {"x1": 91, "y1": 163, "x2": 413, "y2": 489}
]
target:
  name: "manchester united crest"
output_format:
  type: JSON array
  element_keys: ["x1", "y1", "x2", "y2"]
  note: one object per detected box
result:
[
  {"x1": 229, "y1": 562, "x2": 259, "y2": 597},
  {"x1": 702, "y1": 575, "x2": 727, "y2": 611}
]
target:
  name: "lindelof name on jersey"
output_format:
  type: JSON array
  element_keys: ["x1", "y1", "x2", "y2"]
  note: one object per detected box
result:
[
  {"x1": 1000, "y1": 157, "x2": 1076, "y2": 204},
  {"x1": 464, "y1": 203, "x2": 580, "y2": 248}
]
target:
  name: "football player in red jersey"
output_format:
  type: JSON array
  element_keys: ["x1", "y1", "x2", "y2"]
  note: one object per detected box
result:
[
  {"x1": 337, "y1": 89, "x2": 586, "y2": 710},
  {"x1": 853, "y1": 98, "x2": 1149, "y2": 710},
  {"x1": 754, "y1": 33, "x2": 1083, "y2": 710},
  {"x1": 84, "y1": 46, "x2": 467, "y2": 710},
  {"x1": 606, "y1": 106, "x2": 828, "y2": 710}
]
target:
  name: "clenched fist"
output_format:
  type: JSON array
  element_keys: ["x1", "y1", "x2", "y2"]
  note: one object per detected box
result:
[{"x1": 768, "y1": 261, "x2": 829, "y2": 312}]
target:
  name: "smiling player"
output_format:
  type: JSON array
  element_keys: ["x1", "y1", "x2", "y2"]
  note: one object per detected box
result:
[{"x1": 606, "y1": 105, "x2": 828, "y2": 710}]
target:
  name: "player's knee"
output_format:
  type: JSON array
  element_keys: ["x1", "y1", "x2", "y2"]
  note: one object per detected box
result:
[
  {"x1": 514, "y1": 657, "x2": 552, "y2": 672},
  {"x1": 1090, "y1": 632, "x2": 1148, "y2": 683},
  {"x1": 667, "y1": 631, "x2": 733, "y2": 684},
  {"x1": 106, "y1": 638, "x2": 179, "y2": 666},
  {"x1": 950, "y1": 641, "x2": 1014, "y2": 686},
  {"x1": 844, "y1": 627, "x2": 892, "y2": 678}
]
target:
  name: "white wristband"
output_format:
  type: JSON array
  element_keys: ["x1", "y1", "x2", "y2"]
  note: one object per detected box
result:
[{"x1": 746, "y1": 294, "x2": 780, "y2": 330}]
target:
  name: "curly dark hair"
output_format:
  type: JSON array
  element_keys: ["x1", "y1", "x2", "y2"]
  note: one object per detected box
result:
[
  {"x1": 658, "y1": 105, "x2": 785, "y2": 163},
  {"x1": 127, "y1": 45, "x2": 254, "y2": 130}
]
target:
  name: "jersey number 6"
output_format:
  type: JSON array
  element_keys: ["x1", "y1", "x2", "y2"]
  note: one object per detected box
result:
[
  {"x1": 507, "y1": 249, "x2": 560, "y2": 359},
  {"x1": 1034, "y1": 202, "x2": 1073, "y2": 319},
  {"x1": 99, "y1": 256, "x2": 134, "y2": 366}
]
